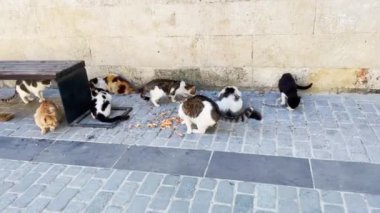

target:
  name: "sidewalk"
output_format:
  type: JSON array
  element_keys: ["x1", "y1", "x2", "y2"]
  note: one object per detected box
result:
[{"x1": 0, "y1": 88, "x2": 379, "y2": 212}]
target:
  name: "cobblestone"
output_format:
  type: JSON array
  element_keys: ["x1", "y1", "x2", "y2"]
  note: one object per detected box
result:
[{"x1": 2, "y1": 90, "x2": 379, "y2": 164}]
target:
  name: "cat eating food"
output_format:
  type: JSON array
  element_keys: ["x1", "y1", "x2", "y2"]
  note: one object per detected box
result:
[
  {"x1": 1, "y1": 80, "x2": 51, "y2": 104},
  {"x1": 278, "y1": 73, "x2": 313, "y2": 110},
  {"x1": 139, "y1": 79, "x2": 196, "y2": 107},
  {"x1": 216, "y1": 86, "x2": 261, "y2": 122},
  {"x1": 34, "y1": 100, "x2": 62, "y2": 135},
  {"x1": 89, "y1": 73, "x2": 136, "y2": 95},
  {"x1": 178, "y1": 95, "x2": 220, "y2": 134}
]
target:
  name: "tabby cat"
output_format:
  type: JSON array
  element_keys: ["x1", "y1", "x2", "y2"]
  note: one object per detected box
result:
[
  {"x1": 139, "y1": 79, "x2": 196, "y2": 107},
  {"x1": 34, "y1": 100, "x2": 62, "y2": 135},
  {"x1": 278, "y1": 73, "x2": 313, "y2": 110},
  {"x1": 1, "y1": 80, "x2": 51, "y2": 104}
]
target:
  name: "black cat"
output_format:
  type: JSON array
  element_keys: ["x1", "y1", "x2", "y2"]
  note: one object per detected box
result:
[{"x1": 278, "y1": 73, "x2": 313, "y2": 110}]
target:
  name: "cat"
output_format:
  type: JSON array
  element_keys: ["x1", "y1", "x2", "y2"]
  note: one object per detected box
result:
[
  {"x1": 178, "y1": 95, "x2": 220, "y2": 134},
  {"x1": 278, "y1": 73, "x2": 313, "y2": 110},
  {"x1": 139, "y1": 79, "x2": 196, "y2": 107},
  {"x1": 1, "y1": 80, "x2": 51, "y2": 104},
  {"x1": 88, "y1": 73, "x2": 136, "y2": 95},
  {"x1": 89, "y1": 82, "x2": 130, "y2": 123},
  {"x1": 216, "y1": 86, "x2": 262, "y2": 122},
  {"x1": 34, "y1": 100, "x2": 62, "y2": 135},
  {"x1": 104, "y1": 73, "x2": 136, "y2": 95}
]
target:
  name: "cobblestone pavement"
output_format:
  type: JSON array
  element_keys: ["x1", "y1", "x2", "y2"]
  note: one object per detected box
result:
[
  {"x1": 0, "y1": 88, "x2": 380, "y2": 212},
  {"x1": 0, "y1": 89, "x2": 379, "y2": 164},
  {"x1": 0, "y1": 159, "x2": 380, "y2": 213}
]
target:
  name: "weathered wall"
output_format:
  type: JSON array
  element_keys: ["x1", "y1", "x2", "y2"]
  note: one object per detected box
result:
[{"x1": 0, "y1": 0, "x2": 379, "y2": 92}]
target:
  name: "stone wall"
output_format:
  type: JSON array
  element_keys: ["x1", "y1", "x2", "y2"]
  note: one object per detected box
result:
[{"x1": 0, "y1": 0, "x2": 379, "y2": 92}]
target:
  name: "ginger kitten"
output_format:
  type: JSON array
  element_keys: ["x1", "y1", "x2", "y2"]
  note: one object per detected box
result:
[{"x1": 34, "y1": 100, "x2": 62, "y2": 135}]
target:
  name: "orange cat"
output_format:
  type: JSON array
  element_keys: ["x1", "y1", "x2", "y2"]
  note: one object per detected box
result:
[
  {"x1": 34, "y1": 100, "x2": 62, "y2": 135},
  {"x1": 104, "y1": 73, "x2": 136, "y2": 95}
]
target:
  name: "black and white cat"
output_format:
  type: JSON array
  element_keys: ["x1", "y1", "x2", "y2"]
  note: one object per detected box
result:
[
  {"x1": 216, "y1": 86, "x2": 262, "y2": 122},
  {"x1": 139, "y1": 79, "x2": 196, "y2": 107},
  {"x1": 178, "y1": 95, "x2": 220, "y2": 134},
  {"x1": 89, "y1": 79, "x2": 129, "y2": 123},
  {"x1": 278, "y1": 73, "x2": 313, "y2": 110},
  {"x1": 1, "y1": 80, "x2": 51, "y2": 104}
]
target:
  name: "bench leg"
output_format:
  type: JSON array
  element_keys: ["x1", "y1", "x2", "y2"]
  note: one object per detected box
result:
[{"x1": 56, "y1": 67, "x2": 91, "y2": 124}]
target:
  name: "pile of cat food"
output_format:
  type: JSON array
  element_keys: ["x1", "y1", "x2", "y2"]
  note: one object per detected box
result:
[{"x1": 128, "y1": 111, "x2": 184, "y2": 136}]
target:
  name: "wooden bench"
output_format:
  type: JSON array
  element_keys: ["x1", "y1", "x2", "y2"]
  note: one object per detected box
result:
[{"x1": 0, "y1": 61, "x2": 91, "y2": 124}]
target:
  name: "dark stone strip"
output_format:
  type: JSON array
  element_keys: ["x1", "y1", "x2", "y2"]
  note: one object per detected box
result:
[
  {"x1": 1, "y1": 136, "x2": 380, "y2": 194},
  {"x1": 205, "y1": 151, "x2": 313, "y2": 188},
  {"x1": 311, "y1": 159, "x2": 380, "y2": 195},
  {"x1": 32, "y1": 141, "x2": 127, "y2": 168},
  {"x1": 114, "y1": 146, "x2": 211, "y2": 177},
  {"x1": 0, "y1": 136, "x2": 52, "y2": 161}
]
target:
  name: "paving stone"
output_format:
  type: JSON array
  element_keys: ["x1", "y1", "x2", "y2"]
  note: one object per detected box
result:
[
  {"x1": 105, "y1": 206, "x2": 123, "y2": 213},
  {"x1": 46, "y1": 188, "x2": 79, "y2": 211},
  {"x1": 299, "y1": 189, "x2": 321, "y2": 213},
  {"x1": 94, "y1": 168, "x2": 114, "y2": 179},
  {"x1": 126, "y1": 195, "x2": 151, "y2": 213},
  {"x1": 168, "y1": 200, "x2": 190, "y2": 213},
  {"x1": 42, "y1": 176, "x2": 72, "y2": 197},
  {"x1": 138, "y1": 173, "x2": 163, "y2": 195},
  {"x1": 62, "y1": 201, "x2": 86, "y2": 213},
  {"x1": 256, "y1": 184, "x2": 276, "y2": 209},
  {"x1": 75, "y1": 179, "x2": 103, "y2": 202},
  {"x1": 0, "y1": 194, "x2": 18, "y2": 211},
  {"x1": 278, "y1": 199, "x2": 299, "y2": 213},
  {"x1": 190, "y1": 190, "x2": 213, "y2": 213},
  {"x1": 11, "y1": 185, "x2": 45, "y2": 208},
  {"x1": 366, "y1": 194, "x2": 380, "y2": 208},
  {"x1": 127, "y1": 171, "x2": 146, "y2": 182},
  {"x1": 112, "y1": 183, "x2": 137, "y2": 206},
  {"x1": 62, "y1": 166, "x2": 83, "y2": 176},
  {"x1": 84, "y1": 191, "x2": 113, "y2": 213},
  {"x1": 237, "y1": 182, "x2": 255, "y2": 194},
  {"x1": 215, "y1": 180, "x2": 234, "y2": 204},
  {"x1": 278, "y1": 185, "x2": 297, "y2": 201},
  {"x1": 37, "y1": 165, "x2": 66, "y2": 184},
  {"x1": 175, "y1": 177, "x2": 198, "y2": 199},
  {"x1": 150, "y1": 186, "x2": 175, "y2": 210},
  {"x1": 162, "y1": 175, "x2": 180, "y2": 186},
  {"x1": 367, "y1": 147, "x2": 380, "y2": 163},
  {"x1": 234, "y1": 194, "x2": 254, "y2": 213},
  {"x1": 103, "y1": 170, "x2": 129, "y2": 191},
  {"x1": 0, "y1": 137, "x2": 52, "y2": 161},
  {"x1": 324, "y1": 205, "x2": 345, "y2": 213},
  {"x1": 0, "y1": 182, "x2": 15, "y2": 197},
  {"x1": 24, "y1": 198, "x2": 50, "y2": 213},
  {"x1": 320, "y1": 191, "x2": 343, "y2": 204},
  {"x1": 344, "y1": 193, "x2": 368, "y2": 213}
]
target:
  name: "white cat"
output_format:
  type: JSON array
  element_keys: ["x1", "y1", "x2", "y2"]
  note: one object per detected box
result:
[{"x1": 1, "y1": 80, "x2": 51, "y2": 104}]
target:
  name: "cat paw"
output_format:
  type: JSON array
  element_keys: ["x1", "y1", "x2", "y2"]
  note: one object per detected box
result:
[
  {"x1": 186, "y1": 130, "x2": 192, "y2": 134},
  {"x1": 287, "y1": 106, "x2": 294, "y2": 111}
]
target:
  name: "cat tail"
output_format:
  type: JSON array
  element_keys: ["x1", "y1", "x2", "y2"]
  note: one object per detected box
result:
[
  {"x1": 95, "y1": 114, "x2": 130, "y2": 123},
  {"x1": 296, "y1": 83, "x2": 313, "y2": 90},
  {"x1": 1, "y1": 91, "x2": 17, "y2": 102},
  {"x1": 243, "y1": 107, "x2": 262, "y2": 121},
  {"x1": 137, "y1": 88, "x2": 150, "y2": 101}
]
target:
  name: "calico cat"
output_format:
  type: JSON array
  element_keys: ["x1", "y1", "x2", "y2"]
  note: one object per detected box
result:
[
  {"x1": 216, "y1": 86, "x2": 262, "y2": 121},
  {"x1": 1, "y1": 80, "x2": 51, "y2": 104},
  {"x1": 34, "y1": 100, "x2": 62, "y2": 135},
  {"x1": 139, "y1": 79, "x2": 196, "y2": 107},
  {"x1": 104, "y1": 73, "x2": 136, "y2": 94},
  {"x1": 178, "y1": 95, "x2": 220, "y2": 134},
  {"x1": 89, "y1": 83, "x2": 130, "y2": 123},
  {"x1": 278, "y1": 73, "x2": 313, "y2": 110},
  {"x1": 88, "y1": 73, "x2": 136, "y2": 95}
]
